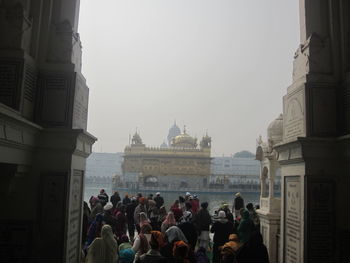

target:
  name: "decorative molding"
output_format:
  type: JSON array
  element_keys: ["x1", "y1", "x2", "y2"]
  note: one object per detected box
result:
[
  {"x1": 292, "y1": 33, "x2": 332, "y2": 82},
  {"x1": 283, "y1": 86, "x2": 305, "y2": 143}
]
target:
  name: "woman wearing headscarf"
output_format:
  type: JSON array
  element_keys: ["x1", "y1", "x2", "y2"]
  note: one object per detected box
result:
[
  {"x1": 178, "y1": 211, "x2": 198, "y2": 251},
  {"x1": 158, "y1": 206, "x2": 167, "y2": 223},
  {"x1": 134, "y1": 197, "x2": 147, "y2": 233},
  {"x1": 90, "y1": 196, "x2": 103, "y2": 222},
  {"x1": 119, "y1": 234, "x2": 132, "y2": 251},
  {"x1": 211, "y1": 211, "x2": 235, "y2": 263},
  {"x1": 161, "y1": 212, "x2": 176, "y2": 234},
  {"x1": 82, "y1": 201, "x2": 91, "y2": 244},
  {"x1": 132, "y1": 223, "x2": 152, "y2": 262},
  {"x1": 236, "y1": 231, "x2": 269, "y2": 263},
  {"x1": 219, "y1": 234, "x2": 241, "y2": 263},
  {"x1": 137, "y1": 231, "x2": 167, "y2": 263},
  {"x1": 166, "y1": 226, "x2": 188, "y2": 244},
  {"x1": 160, "y1": 226, "x2": 188, "y2": 262},
  {"x1": 148, "y1": 200, "x2": 160, "y2": 231},
  {"x1": 170, "y1": 200, "x2": 183, "y2": 222},
  {"x1": 115, "y1": 205, "x2": 127, "y2": 238},
  {"x1": 85, "y1": 224, "x2": 118, "y2": 263},
  {"x1": 139, "y1": 212, "x2": 151, "y2": 228},
  {"x1": 119, "y1": 235, "x2": 135, "y2": 263},
  {"x1": 237, "y1": 209, "x2": 255, "y2": 243},
  {"x1": 173, "y1": 240, "x2": 190, "y2": 263},
  {"x1": 84, "y1": 213, "x2": 104, "y2": 250}
]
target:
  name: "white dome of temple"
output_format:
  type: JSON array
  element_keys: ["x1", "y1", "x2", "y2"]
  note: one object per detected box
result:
[
  {"x1": 167, "y1": 121, "x2": 181, "y2": 145},
  {"x1": 267, "y1": 114, "x2": 283, "y2": 144}
]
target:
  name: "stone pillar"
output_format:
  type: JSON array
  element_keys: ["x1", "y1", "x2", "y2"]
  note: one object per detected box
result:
[
  {"x1": 275, "y1": 1, "x2": 350, "y2": 262},
  {"x1": 0, "y1": 1, "x2": 96, "y2": 263},
  {"x1": 34, "y1": 129, "x2": 95, "y2": 263}
]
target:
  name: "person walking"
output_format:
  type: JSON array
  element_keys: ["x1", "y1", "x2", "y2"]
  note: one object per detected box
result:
[
  {"x1": 154, "y1": 192, "x2": 164, "y2": 209},
  {"x1": 126, "y1": 197, "x2": 137, "y2": 241},
  {"x1": 101, "y1": 203, "x2": 118, "y2": 232},
  {"x1": 232, "y1": 192, "x2": 244, "y2": 219},
  {"x1": 98, "y1": 189, "x2": 109, "y2": 207},
  {"x1": 123, "y1": 194, "x2": 131, "y2": 205},
  {"x1": 178, "y1": 213, "x2": 198, "y2": 252},
  {"x1": 193, "y1": 202, "x2": 212, "y2": 250},
  {"x1": 134, "y1": 197, "x2": 148, "y2": 233},
  {"x1": 89, "y1": 196, "x2": 103, "y2": 222},
  {"x1": 237, "y1": 210, "x2": 255, "y2": 244},
  {"x1": 110, "y1": 191, "x2": 121, "y2": 208},
  {"x1": 246, "y1": 203, "x2": 260, "y2": 231},
  {"x1": 211, "y1": 211, "x2": 235, "y2": 263}
]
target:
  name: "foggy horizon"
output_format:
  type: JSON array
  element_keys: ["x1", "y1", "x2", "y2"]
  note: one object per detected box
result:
[{"x1": 79, "y1": 0, "x2": 300, "y2": 156}]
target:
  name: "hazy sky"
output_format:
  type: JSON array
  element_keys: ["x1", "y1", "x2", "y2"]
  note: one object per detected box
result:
[{"x1": 79, "y1": 0, "x2": 299, "y2": 156}]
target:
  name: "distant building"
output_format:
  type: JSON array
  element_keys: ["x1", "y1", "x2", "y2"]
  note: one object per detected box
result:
[
  {"x1": 86, "y1": 125, "x2": 262, "y2": 193},
  {"x1": 209, "y1": 153, "x2": 260, "y2": 192},
  {"x1": 121, "y1": 126, "x2": 212, "y2": 190},
  {"x1": 85, "y1": 152, "x2": 123, "y2": 184}
]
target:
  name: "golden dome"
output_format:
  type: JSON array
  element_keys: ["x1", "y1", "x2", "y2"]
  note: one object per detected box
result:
[{"x1": 171, "y1": 126, "x2": 197, "y2": 148}]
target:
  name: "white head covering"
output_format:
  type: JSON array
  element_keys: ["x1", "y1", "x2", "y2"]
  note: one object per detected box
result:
[
  {"x1": 181, "y1": 211, "x2": 192, "y2": 223},
  {"x1": 104, "y1": 203, "x2": 113, "y2": 211},
  {"x1": 86, "y1": 224, "x2": 118, "y2": 263},
  {"x1": 166, "y1": 226, "x2": 188, "y2": 244},
  {"x1": 218, "y1": 211, "x2": 228, "y2": 224},
  {"x1": 218, "y1": 211, "x2": 226, "y2": 218}
]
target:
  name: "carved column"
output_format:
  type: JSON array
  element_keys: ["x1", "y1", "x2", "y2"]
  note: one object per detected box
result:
[{"x1": 276, "y1": 1, "x2": 350, "y2": 262}]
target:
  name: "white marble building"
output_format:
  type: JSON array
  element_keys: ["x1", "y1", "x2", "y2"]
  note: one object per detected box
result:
[
  {"x1": 256, "y1": 114, "x2": 283, "y2": 263},
  {"x1": 210, "y1": 154, "x2": 260, "y2": 185}
]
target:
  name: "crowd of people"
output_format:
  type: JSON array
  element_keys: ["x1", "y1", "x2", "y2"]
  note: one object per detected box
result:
[{"x1": 82, "y1": 190, "x2": 269, "y2": 263}]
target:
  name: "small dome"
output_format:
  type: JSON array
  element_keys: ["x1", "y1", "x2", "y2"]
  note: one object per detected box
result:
[{"x1": 267, "y1": 114, "x2": 283, "y2": 143}]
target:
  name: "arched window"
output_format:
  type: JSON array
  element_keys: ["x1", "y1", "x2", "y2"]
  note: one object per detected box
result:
[{"x1": 144, "y1": 176, "x2": 158, "y2": 187}]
